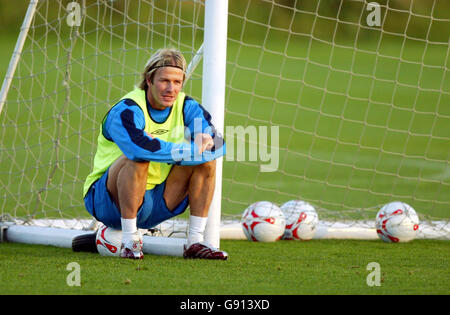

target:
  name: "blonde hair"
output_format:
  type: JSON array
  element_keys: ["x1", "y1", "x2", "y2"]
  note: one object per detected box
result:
[{"x1": 139, "y1": 48, "x2": 187, "y2": 90}]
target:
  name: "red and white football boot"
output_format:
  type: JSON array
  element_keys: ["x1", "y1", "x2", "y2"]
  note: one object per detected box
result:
[
  {"x1": 183, "y1": 241, "x2": 228, "y2": 260},
  {"x1": 120, "y1": 232, "x2": 143, "y2": 260}
]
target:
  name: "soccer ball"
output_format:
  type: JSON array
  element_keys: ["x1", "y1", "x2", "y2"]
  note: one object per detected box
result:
[
  {"x1": 241, "y1": 201, "x2": 286, "y2": 242},
  {"x1": 375, "y1": 201, "x2": 420, "y2": 243},
  {"x1": 280, "y1": 200, "x2": 319, "y2": 240},
  {"x1": 96, "y1": 224, "x2": 122, "y2": 256}
]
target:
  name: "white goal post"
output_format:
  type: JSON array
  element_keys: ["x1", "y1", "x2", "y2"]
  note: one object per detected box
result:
[
  {"x1": 0, "y1": 1, "x2": 39, "y2": 115},
  {"x1": 202, "y1": 0, "x2": 228, "y2": 249},
  {"x1": 1, "y1": 0, "x2": 449, "y2": 255}
]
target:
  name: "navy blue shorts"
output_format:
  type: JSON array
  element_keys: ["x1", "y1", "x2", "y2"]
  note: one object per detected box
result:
[{"x1": 84, "y1": 169, "x2": 189, "y2": 230}]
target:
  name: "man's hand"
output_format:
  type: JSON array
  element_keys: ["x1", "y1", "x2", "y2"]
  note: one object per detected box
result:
[{"x1": 195, "y1": 133, "x2": 214, "y2": 154}]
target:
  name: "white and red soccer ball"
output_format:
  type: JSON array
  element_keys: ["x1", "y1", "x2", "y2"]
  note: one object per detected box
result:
[
  {"x1": 280, "y1": 200, "x2": 318, "y2": 241},
  {"x1": 375, "y1": 201, "x2": 420, "y2": 243},
  {"x1": 241, "y1": 201, "x2": 286, "y2": 242},
  {"x1": 96, "y1": 224, "x2": 122, "y2": 256}
]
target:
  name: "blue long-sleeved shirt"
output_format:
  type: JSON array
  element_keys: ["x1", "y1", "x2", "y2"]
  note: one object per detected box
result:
[{"x1": 102, "y1": 94, "x2": 225, "y2": 165}]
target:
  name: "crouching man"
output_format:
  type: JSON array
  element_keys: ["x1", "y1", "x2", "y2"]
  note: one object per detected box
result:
[{"x1": 83, "y1": 48, "x2": 227, "y2": 260}]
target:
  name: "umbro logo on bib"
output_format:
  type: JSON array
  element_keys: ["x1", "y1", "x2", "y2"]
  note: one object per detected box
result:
[{"x1": 151, "y1": 129, "x2": 169, "y2": 135}]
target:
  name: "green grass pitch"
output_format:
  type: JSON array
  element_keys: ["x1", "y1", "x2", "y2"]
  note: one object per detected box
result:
[{"x1": 0, "y1": 240, "x2": 448, "y2": 295}]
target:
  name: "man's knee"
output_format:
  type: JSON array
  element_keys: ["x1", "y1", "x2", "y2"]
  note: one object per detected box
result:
[
  {"x1": 108, "y1": 156, "x2": 149, "y2": 190},
  {"x1": 126, "y1": 159, "x2": 150, "y2": 178},
  {"x1": 172, "y1": 160, "x2": 216, "y2": 179},
  {"x1": 194, "y1": 160, "x2": 216, "y2": 178}
]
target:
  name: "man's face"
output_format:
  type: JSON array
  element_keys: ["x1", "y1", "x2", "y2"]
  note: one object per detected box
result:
[{"x1": 146, "y1": 66, "x2": 184, "y2": 110}]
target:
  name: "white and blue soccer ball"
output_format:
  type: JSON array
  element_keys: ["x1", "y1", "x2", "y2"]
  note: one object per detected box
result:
[
  {"x1": 241, "y1": 201, "x2": 286, "y2": 242},
  {"x1": 375, "y1": 201, "x2": 420, "y2": 243},
  {"x1": 280, "y1": 200, "x2": 318, "y2": 240},
  {"x1": 96, "y1": 224, "x2": 122, "y2": 256}
]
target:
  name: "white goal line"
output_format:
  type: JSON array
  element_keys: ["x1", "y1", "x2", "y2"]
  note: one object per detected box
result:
[{"x1": 3, "y1": 218, "x2": 449, "y2": 241}]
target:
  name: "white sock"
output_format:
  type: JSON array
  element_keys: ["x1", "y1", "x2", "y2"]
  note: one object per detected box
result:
[
  {"x1": 188, "y1": 215, "x2": 207, "y2": 246},
  {"x1": 121, "y1": 217, "x2": 137, "y2": 244}
]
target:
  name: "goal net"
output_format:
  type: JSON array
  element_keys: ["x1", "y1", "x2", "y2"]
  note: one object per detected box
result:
[{"x1": 1, "y1": 0, "x2": 449, "y2": 245}]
